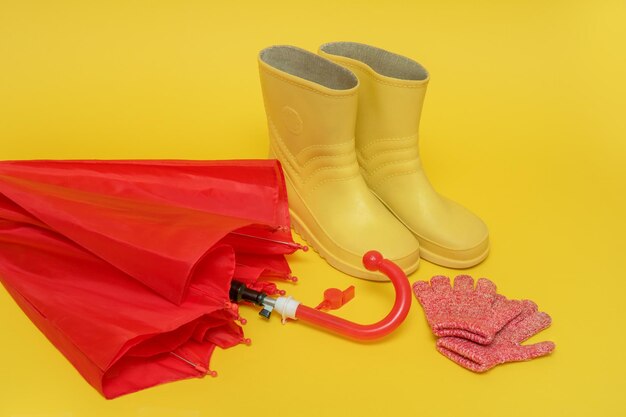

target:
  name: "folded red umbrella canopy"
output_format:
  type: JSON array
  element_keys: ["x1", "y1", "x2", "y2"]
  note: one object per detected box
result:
[{"x1": 0, "y1": 160, "x2": 304, "y2": 398}]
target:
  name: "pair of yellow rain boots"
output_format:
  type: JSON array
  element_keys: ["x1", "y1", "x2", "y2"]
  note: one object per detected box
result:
[{"x1": 258, "y1": 42, "x2": 489, "y2": 280}]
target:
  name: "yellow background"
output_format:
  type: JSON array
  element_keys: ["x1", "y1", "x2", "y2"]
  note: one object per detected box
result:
[{"x1": 1, "y1": 1, "x2": 625, "y2": 416}]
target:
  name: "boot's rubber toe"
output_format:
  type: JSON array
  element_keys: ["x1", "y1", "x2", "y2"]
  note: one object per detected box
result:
[{"x1": 290, "y1": 207, "x2": 420, "y2": 280}]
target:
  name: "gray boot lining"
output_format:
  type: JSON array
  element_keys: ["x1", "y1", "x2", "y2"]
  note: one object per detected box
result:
[
  {"x1": 320, "y1": 42, "x2": 428, "y2": 81},
  {"x1": 260, "y1": 46, "x2": 358, "y2": 90}
]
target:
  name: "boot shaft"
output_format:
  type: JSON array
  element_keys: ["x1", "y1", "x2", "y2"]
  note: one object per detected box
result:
[
  {"x1": 319, "y1": 42, "x2": 429, "y2": 151},
  {"x1": 258, "y1": 46, "x2": 359, "y2": 157}
]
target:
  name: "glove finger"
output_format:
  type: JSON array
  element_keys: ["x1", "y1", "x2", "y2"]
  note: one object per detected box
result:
[
  {"x1": 412, "y1": 281, "x2": 431, "y2": 296},
  {"x1": 412, "y1": 281, "x2": 433, "y2": 305},
  {"x1": 520, "y1": 299, "x2": 539, "y2": 313},
  {"x1": 491, "y1": 294, "x2": 508, "y2": 308},
  {"x1": 506, "y1": 341, "x2": 556, "y2": 362},
  {"x1": 490, "y1": 296, "x2": 525, "y2": 331},
  {"x1": 430, "y1": 275, "x2": 451, "y2": 293},
  {"x1": 495, "y1": 300, "x2": 538, "y2": 337},
  {"x1": 506, "y1": 311, "x2": 552, "y2": 343},
  {"x1": 475, "y1": 278, "x2": 497, "y2": 295},
  {"x1": 453, "y1": 275, "x2": 474, "y2": 292}
]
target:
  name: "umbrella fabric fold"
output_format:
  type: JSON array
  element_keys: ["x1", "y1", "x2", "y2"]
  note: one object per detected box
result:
[{"x1": 0, "y1": 160, "x2": 298, "y2": 398}]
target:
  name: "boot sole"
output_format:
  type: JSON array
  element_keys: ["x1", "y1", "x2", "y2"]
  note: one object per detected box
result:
[{"x1": 417, "y1": 241, "x2": 490, "y2": 269}]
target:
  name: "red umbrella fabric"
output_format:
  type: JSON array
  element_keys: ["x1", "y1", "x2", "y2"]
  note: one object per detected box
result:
[{"x1": 0, "y1": 159, "x2": 301, "y2": 398}]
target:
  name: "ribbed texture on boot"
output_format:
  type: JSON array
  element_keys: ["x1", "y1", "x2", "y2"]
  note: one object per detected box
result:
[
  {"x1": 356, "y1": 133, "x2": 421, "y2": 188},
  {"x1": 268, "y1": 118, "x2": 360, "y2": 192}
]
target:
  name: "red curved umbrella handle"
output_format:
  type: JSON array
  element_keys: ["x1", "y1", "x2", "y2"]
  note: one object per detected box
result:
[{"x1": 294, "y1": 251, "x2": 412, "y2": 341}]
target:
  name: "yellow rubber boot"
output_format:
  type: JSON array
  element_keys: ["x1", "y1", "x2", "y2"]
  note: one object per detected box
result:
[
  {"x1": 258, "y1": 46, "x2": 420, "y2": 279},
  {"x1": 319, "y1": 42, "x2": 489, "y2": 268}
]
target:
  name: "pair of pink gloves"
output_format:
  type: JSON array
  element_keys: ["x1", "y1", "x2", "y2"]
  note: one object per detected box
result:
[{"x1": 413, "y1": 275, "x2": 555, "y2": 372}]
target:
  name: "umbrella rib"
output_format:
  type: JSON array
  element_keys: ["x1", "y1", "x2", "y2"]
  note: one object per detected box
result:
[
  {"x1": 169, "y1": 351, "x2": 213, "y2": 375},
  {"x1": 228, "y1": 231, "x2": 308, "y2": 251}
]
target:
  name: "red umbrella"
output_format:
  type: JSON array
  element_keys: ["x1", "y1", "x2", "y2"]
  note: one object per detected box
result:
[
  {"x1": 0, "y1": 159, "x2": 303, "y2": 398},
  {"x1": 0, "y1": 159, "x2": 413, "y2": 399}
]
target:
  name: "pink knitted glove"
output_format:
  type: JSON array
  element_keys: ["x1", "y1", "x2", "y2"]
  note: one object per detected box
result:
[
  {"x1": 413, "y1": 275, "x2": 524, "y2": 344},
  {"x1": 436, "y1": 300, "x2": 555, "y2": 372}
]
